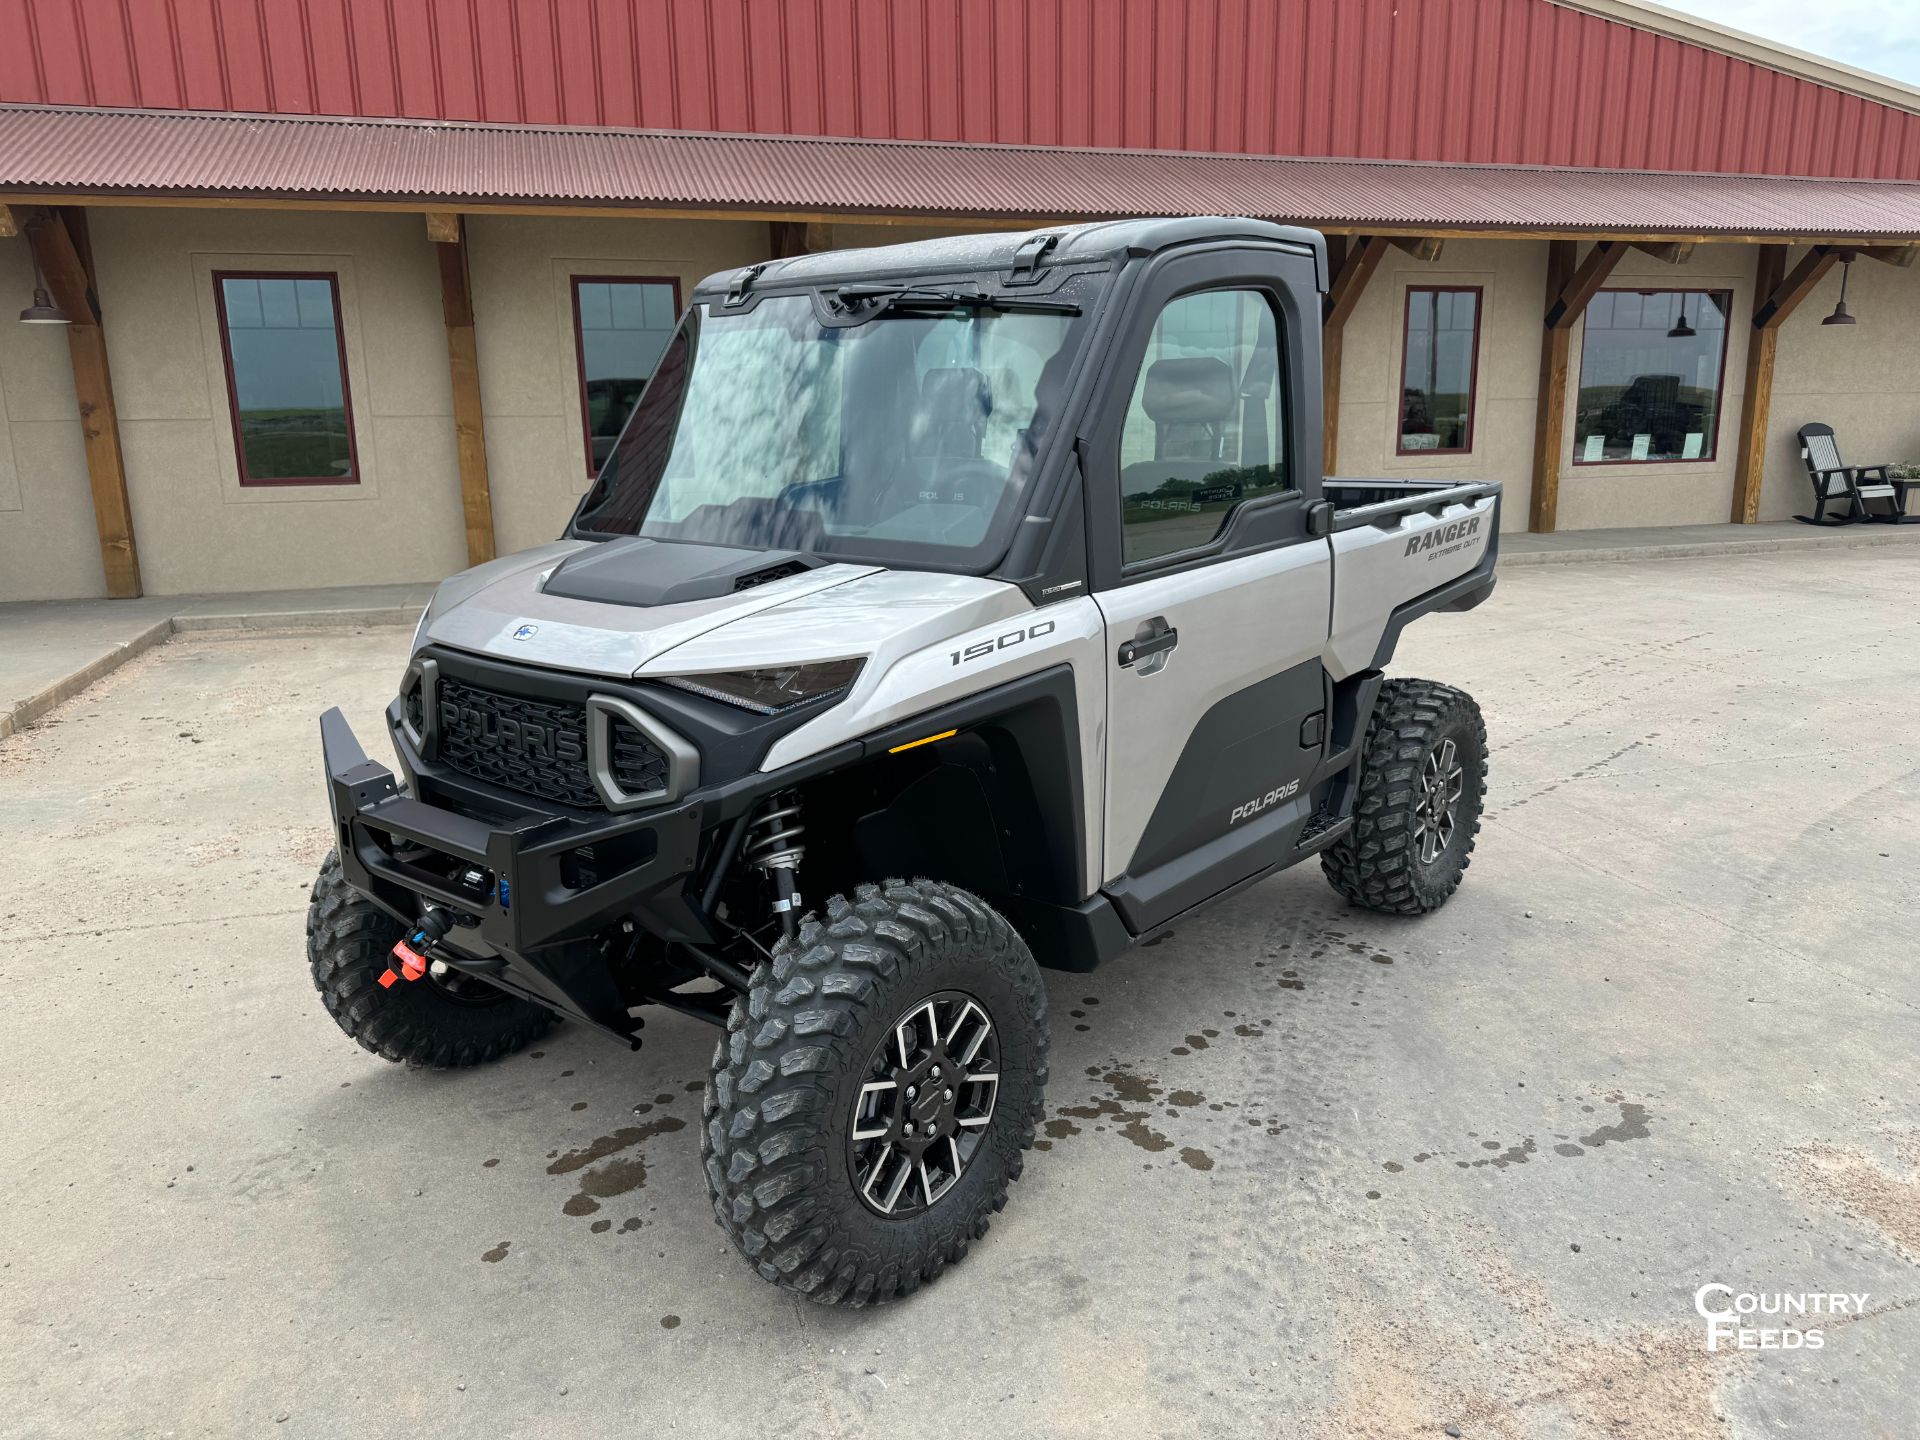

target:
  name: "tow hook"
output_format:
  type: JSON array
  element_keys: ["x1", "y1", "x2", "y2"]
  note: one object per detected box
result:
[{"x1": 379, "y1": 906, "x2": 455, "y2": 989}]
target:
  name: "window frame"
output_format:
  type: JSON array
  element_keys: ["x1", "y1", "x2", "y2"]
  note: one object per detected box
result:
[
  {"x1": 212, "y1": 269, "x2": 359, "y2": 487},
  {"x1": 1570, "y1": 286, "x2": 1733, "y2": 468},
  {"x1": 1395, "y1": 284, "x2": 1483, "y2": 458},
  {"x1": 570, "y1": 273, "x2": 683, "y2": 477}
]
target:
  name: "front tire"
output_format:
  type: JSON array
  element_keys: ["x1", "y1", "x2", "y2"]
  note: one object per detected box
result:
[
  {"x1": 1322, "y1": 678, "x2": 1487, "y2": 915},
  {"x1": 306, "y1": 850, "x2": 555, "y2": 1068},
  {"x1": 702, "y1": 880, "x2": 1048, "y2": 1306}
]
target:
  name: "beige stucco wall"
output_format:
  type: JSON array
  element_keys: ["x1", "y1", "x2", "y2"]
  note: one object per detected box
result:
[
  {"x1": 79, "y1": 206, "x2": 471, "y2": 595},
  {"x1": 0, "y1": 236, "x2": 102, "y2": 600},
  {"x1": 1331, "y1": 238, "x2": 1547, "y2": 532},
  {"x1": 1761, "y1": 251, "x2": 1920, "y2": 521},
  {"x1": 464, "y1": 215, "x2": 774, "y2": 556},
  {"x1": 8, "y1": 212, "x2": 1920, "y2": 605}
]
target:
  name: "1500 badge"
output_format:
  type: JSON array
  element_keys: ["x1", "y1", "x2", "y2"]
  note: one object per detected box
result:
[{"x1": 949, "y1": 619, "x2": 1056, "y2": 666}]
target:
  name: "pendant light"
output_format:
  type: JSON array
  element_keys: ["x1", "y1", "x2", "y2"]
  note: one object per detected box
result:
[
  {"x1": 18, "y1": 261, "x2": 68, "y2": 325},
  {"x1": 1667, "y1": 300, "x2": 1696, "y2": 339},
  {"x1": 1823, "y1": 257, "x2": 1857, "y2": 326}
]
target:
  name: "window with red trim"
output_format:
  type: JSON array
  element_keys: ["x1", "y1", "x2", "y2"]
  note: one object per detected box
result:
[
  {"x1": 572, "y1": 276, "x2": 681, "y2": 475},
  {"x1": 213, "y1": 272, "x2": 358, "y2": 486},
  {"x1": 1398, "y1": 286, "x2": 1481, "y2": 455}
]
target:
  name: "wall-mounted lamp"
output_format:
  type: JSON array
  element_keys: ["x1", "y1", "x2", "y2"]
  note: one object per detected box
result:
[{"x1": 1822, "y1": 256, "x2": 1858, "y2": 327}]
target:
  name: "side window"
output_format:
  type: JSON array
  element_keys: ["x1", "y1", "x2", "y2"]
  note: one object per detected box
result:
[{"x1": 1119, "y1": 289, "x2": 1289, "y2": 566}]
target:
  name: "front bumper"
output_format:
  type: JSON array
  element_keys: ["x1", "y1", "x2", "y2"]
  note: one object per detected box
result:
[{"x1": 321, "y1": 706, "x2": 706, "y2": 958}]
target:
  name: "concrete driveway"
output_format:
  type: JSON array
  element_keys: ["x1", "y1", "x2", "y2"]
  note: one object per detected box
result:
[{"x1": 2, "y1": 546, "x2": 1916, "y2": 1439}]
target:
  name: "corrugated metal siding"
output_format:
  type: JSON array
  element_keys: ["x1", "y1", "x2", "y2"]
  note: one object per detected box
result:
[
  {"x1": 7, "y1": 106, "x2": 1920, "y2": 237},
  {"x1": 0, "y1": 0, "x2": 1915, "y2": 180}
]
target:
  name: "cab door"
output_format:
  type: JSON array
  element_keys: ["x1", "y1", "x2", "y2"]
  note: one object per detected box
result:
[{"x1": 1084, "y1": 247, "x2": 1332, "y2": 934}]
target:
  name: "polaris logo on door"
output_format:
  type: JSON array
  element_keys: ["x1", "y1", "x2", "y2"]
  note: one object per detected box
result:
[
  {"x1": 1230, "y1": 779, "x2": 1299, "y2": 824},
  {"x1": 1404, "y1": 513, "x2": 1484, "y2": 558}
]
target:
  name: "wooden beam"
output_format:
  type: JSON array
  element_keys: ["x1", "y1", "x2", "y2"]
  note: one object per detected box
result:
[
  {"x1": 1857, "y1": 244, "x2": 1920, "y2": 268},
  {"x1": 1323, "y1": 234, "x2": 1388, "y2": 330},
  {"x1": 0, "y1": 203, "x2": 16, "y2": 237},
  {"x1": 1730, "y1": 245, "x2": 1788, "y2": 525},
  {"x1": 1388, "y1": 235, "x2": 1444, "y2": 262},
  {"x1": 1630, "y1": 240, "x2": 1695, "y2": 265},
  {"x1": 1321, "y1": 235, "x2": 1388, "y2": 475},
  {"x1": 24, "y1": 209, "x2": 139, "y2": 596},
  {"x1": 1544, "y1": 239, "x2": 1626, "y2": 329},
  {"x1": 434, "y1": 218, "x2": 496, "y2": 567},
  {"x1": 1752, "y1": 245, "x2": 1837, "y2": 328},
  {"x1": 1529, "y1": 240, "x2": 1578, "y2": 533},
  {"x1": 8, "y1": 192, "x2": 1920, "y2": 249},
  {"x1": 424, "y1": 210, "x2": 460, "y2": 243},
  {"x1": 769, "y1": 220, "x2": 836, "y2": 258}
]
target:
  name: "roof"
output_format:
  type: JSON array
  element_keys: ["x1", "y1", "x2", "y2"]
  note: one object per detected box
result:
[
  {"x1": 6, "y1": 106, "x2": 1920, "y2": 241},
  {"x1": 735, "y1": 218, "x2": 1321, "y2": 294},
  {"x1": 3, "y1": 0, "x2": 1919, "y2": 182},
  {"x1": 1550, "y1": 0, "x2": 1920, "y2": 116}
]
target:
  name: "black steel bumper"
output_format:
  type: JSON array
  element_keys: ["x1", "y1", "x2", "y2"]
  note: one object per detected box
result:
[{"x1": 321, "y1": 705, "x2": 709, "y2": 958}]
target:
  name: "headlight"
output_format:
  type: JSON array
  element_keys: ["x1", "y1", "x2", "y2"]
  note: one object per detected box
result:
[{"x1": 661, "y1": 660, "x2": 863, "y2": 715}]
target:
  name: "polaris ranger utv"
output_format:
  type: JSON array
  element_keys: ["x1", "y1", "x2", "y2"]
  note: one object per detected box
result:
[{"x1": 311, "y1": 217, "x2": 1498, "y2": 1305}]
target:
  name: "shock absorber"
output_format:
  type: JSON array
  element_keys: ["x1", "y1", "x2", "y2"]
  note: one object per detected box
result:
[{"x1": 744, "y1": 791, "x2": 806, "y2": 940}]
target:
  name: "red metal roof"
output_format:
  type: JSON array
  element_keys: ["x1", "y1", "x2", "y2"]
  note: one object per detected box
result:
[
  {"x1": 5, "y1": 106, "x2": 1920, "y2": 238},
  {"x1": 0, "y1": 0, "x2": 1916, "y2": 182}
]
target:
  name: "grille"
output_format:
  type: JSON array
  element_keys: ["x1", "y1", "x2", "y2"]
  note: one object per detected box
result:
[{"x1": 432, "y1": 677, "x2": 672, "y2": 810}]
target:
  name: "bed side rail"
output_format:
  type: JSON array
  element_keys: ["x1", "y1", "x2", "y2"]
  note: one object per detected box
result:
[{"x1": 1310, "y1": 478, "x2": 1503, "y2": 535}]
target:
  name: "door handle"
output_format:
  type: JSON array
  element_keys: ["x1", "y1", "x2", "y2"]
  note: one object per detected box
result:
[{"x1": 1118, "y1": 626, "x2": 1179, "y2": 668}]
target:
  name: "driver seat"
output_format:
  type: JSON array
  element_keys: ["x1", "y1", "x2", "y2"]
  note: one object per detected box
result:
[{"x1": 909, "y1": 367, "x2": 995, "y2": 505}]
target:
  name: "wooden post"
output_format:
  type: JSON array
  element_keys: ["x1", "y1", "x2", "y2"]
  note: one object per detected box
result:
[
  {"x1": 25, "y1": 207, "x2": 141, "y2": 597},
  {"x1": 434, "y1": 217, "x2": 496, "y2": 566},
  {"x1": 1529, "y1": 239, "x2": 1628, "y2": 532},
  {"x1": 1730, "y1": 245, "x2": 1788, "y2": 525},
  {"x1": 1528, "y1": 241, "x2": 1577, "y2": 534},
  {"x1": 1321, "y1": 234, "x2": 1389, "y2": 476}
]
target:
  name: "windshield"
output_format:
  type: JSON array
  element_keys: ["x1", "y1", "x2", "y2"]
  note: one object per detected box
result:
[{"x1": 572, "y1": 284, "x2": 1096, "y2": 568}]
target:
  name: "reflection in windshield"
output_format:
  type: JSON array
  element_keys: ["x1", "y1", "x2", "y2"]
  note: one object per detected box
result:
[{"x1": 574, "y1": 290, "x2": 1090, "y2": 565}]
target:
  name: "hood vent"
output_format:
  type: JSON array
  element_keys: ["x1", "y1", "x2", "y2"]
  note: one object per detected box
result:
[
  {"x1": 733, "y1": 560, "x2": 811, "y2": 591},
  {"x1": 542, "y1": 538, "x2": 823, "y2": 608}
]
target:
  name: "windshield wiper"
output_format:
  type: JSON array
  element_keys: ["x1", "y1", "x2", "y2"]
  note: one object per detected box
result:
[{"x1": 832, "y1": 284, "x2": 1080, "y2": 317}]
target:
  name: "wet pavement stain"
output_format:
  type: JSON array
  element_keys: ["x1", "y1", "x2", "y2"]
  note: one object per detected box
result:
[
  {"x1": 1578, "y1": 1101, "x2": 1653, "y2": 1150},
  {"x1": 590, "y1": 1219, "x2": 611, "y2": 1233},
  {"x1": 1377, "y1": 1101, "x2": 1653, "y2": 1182},
  {"x1": 1179, "y1": 1147, "x2": 1214, "y2": 1172},
  {"x1": 1042, "y1": 1118, "x2": 1081, "y2": 1139},
  {"x1": 660, "y1": 1315, "x2": 681, "y2": 1330},
  {"x1": 619, "y1": 1217, "x2": 643, "y2": 1233},
  {"x1": 548, "y1": 1115, "x2": 688, "y2": 1219},
  {"x1": 481, "y1": 1241, "x2": 510, "y2": 1263},
  {"x1": 482, "y1": 1158, "x2": 499, "y2": 1168}
]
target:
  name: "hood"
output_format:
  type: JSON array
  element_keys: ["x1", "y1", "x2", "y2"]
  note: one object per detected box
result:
[
  {"x1": 633, "y1": 568, "x2": 1031, "y2": 678},
  {"x1": 419, "y1": 540, "x2": 883, "y2": 678}
]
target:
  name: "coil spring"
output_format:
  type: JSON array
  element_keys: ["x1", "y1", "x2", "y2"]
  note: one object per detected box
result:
[{"x1": 744, "y1": 792, "x2": 805, "y2": 873}]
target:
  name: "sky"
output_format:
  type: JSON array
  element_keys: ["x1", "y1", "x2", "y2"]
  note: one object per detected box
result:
[{"x1": 1662, "y1": 0, "x2": 1920, "y2": 87}]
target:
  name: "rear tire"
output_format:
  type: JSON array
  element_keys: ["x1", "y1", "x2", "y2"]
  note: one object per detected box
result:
[
  {"x1": 702, "y1": 880, "x2": 1048, "y2": 1307},
  {"x1": 1322, "y1": 678, "x2": 1487, "y2": 915},
  {"x1": 306, "y1": 849, "x2": 555, "y2": 1068}
]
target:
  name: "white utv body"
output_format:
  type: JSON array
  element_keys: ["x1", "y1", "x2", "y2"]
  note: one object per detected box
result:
[{"x1": 311, "y1": 218, "x2": 1499, "y2": 1305}]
